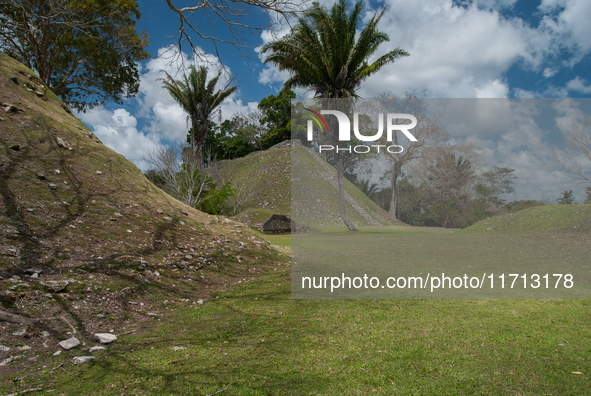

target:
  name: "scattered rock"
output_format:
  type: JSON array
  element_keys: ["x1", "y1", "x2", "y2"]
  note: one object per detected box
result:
[
  {"x1": 558, "y1": 343, "x2": 565, "y2": 347},
  {"x1": 12, "y1": 328, "x2": 26, "y2": 336},
  {"x1": 48, "y1": 183, "x2": 57, "y2": 190},
  {"x1": 35, "y1": 91, "x2": 45, "y2": 98},
  {"x1": 18, "y1": 345, "x2": 31, "y2": 351},
  {"x1": 184, "y1": 255, "x2": 192, "y2": 260},
  {"x1": 53, "y1": 350, "x2": 62, "y2": 356},
  {"x1": 56, "y1": 137, "x2": 71, "y2": 150},
  {"x1": 0, "y1": 356, "x2": 14, "y2": 366},
  {"x1": 164, "y1": 216, "x2": 173, "y2": 221},
  {"x1": 9, "y1": 76, "x2": 18, "y2": 84},
  {"x1": 54, "y1": 169, "x2": 61, "y2": 174},
  {"x1": 96, "y1": 170, "x2": 102, "y2": 175},
  {"x1": 58, "y1": 337, "x2": 80, "y2": 350},
  {"x1": 36, "y1": 173, "x2": 47, "y2": 180},
  {"x1": 40, "y1": 280, "x2": 69, "y2": 293},
  {"x1": 153, "y1": 271, "x2": 160, "y2": 277},
  {"x1": 89, "y1": 346, "x2": 106, "y2": 352},
  {"x1": 3, "y1": 104, "x2": 23, "y2": 113},
  {"x1": 25, "y1": 268, "x2": 43, "y2": 275},
  {"x1": 157, "y1": 210, "x2": 163, "y2": 214},
  {"x1": 30, "y1": 273, "x2": 39, "y2": 279},
  {"x1": 0, "y1": 345, "x2": 11, "y2": 352},
  {"x1": 95, "y1": 333, "x2": 117, "y2": 344},
  {"x1": 9, "y1": 144, "x2": 20, "y2": 151},
  {"x1": 73, "y1": 356, "x2": 95, "y2": 364}
]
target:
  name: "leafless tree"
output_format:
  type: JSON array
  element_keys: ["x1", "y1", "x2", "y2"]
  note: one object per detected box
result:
[
  {"x1": 164, "y1": 0, "x2": 307, "y2": 61},
  {"x1": 551, "y1": 116, "x2": 591, "y2": 186},
  {"x1": 146, "y1": 142, "x2": 212, "y2": 208},
  {"x1": 207, "y1": 164, "x2": 260, "y2": 215},
  {"x1": 373, "y1": 93, "x2": 447, "y2": 220},
  {"x1": 410, "y1": 143, "x2": 484, "y2": 203},
  {"x1": 238, "y1": 108, "x2": 268, "y2": 151}
]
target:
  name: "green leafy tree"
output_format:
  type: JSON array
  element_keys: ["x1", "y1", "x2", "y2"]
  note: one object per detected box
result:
[
  {"x1": 474, "y1": 166, "x2": 517, "y2": 209},
  {"x1": 160, "y1": 65, "x2": 237, "y2": 169},
  {"x1": 258, "y1": 87, "x2": 295, "y2": 149},
  {"x1": 261, "y1": 0, "x2": 409, "y2": 231},
  {"x1": 557, "y1": 190, "x2": 575, "y2": 205},
  {"x1": 203, "y1": 116, "x2": 258, "y2": 162},
  {"x1": 0, "y1": 0, "x2": 149, "y2": 111}
]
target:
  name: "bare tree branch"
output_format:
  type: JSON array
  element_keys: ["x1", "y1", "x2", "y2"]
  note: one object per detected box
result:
[
  {"x1": 164, "y1": 0, "x2": 307, "y2": 63},
  {"x1": 550, "y1": 117, "x2": 591, "y2": 186}
]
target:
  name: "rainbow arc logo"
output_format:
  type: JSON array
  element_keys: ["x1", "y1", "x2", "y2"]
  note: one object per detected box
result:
[{"x1": 304, "y1": 108, "x2": 329, "y2": 135}]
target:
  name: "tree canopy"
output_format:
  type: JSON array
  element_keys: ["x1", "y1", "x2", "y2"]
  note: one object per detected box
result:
[
  {"x1": 160, "y1": 65, "x2": 237, "y2": 168},
  {"x1": 0, "y1": 0, "x2": 150, "y2": 111}
]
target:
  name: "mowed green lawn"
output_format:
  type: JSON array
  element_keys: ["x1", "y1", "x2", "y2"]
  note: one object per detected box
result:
[
  {"x1": 10, "y1": 227, "x2": 591, "y2": 395},
  {"x1": 291, "y1": 225, "x2": 591, "y2": 299}
]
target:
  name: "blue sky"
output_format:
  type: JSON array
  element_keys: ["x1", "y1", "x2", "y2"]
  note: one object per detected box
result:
[{"x1": 77, "y1": 0, "x2": 591, "y2": 202}]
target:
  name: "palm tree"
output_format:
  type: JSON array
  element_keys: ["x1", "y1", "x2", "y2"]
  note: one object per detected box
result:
[
  {"x1": 261, "y1": 0, "x2": 408, "y2": 231},
  {"x1": 159, "y1": 65, "x2": 237, "y2": 168}
]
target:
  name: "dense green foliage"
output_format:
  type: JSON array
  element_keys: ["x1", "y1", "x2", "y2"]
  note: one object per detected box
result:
[
  {"x1": 0, "y1": 0, "x2": 149, "y2": 111},
  {"x1": 258, "y1": 87, "x2": 295, "y2": 148},
  {"x1": 557, "y1": 190, "x2": 575, "y2": 205},
  {"x1": 203, "y1": 118, "x2": 258, "y2": 162}
]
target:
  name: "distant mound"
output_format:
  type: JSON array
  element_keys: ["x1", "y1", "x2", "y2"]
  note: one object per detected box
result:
[
  {"x1": 0, "y1": 53, "x2": 278, "y2": 353},
  {"x1": 208, "y1": 140, "x2": 402, "y2": 229},
  {"x1": 458, "y1": 204, "x2": 591, "y2": 235}
]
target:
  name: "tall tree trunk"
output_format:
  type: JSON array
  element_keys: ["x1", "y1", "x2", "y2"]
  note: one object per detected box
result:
[
  {"x1": 336, "y1": 151, "x2": 358, "y2": 231},
  {"x1": 388, "y1": 167, "x2": 399, "y2": 220}
]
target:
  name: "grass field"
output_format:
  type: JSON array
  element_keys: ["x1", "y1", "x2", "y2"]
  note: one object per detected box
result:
[
  {"x1": 6, "y1": 222, "x2": 591, "y2": 395},
  {"x1": 292, "y1": 221, "x2": 591, "y2": 299}
]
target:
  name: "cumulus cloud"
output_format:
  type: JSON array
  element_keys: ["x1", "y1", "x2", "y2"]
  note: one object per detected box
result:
[
  {"x1": 77, "y1": 108, "x2": 161, "y2": 171},
  {"x1": 566, "y1": 77, "x2": 591, "y2": 94},
  {"x1": 79, "y1": 46, "x2": 257, "y2": 170},
  {"x1": 257, "y1": 0, "x2": 591, "y2": 99}
]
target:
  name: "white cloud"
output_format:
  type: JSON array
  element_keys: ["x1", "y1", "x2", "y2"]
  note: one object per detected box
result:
[
  {"x1": 257, "y1": 0, "x2": 591, "y2": 99},
  {"x1": 77, "y1": 108, "x2": 162, "y2": 171},
  {"x1": 566, "y1": 77, "x2": 591, "y2": 94},
  {"x1": 78, "y1": 46, "x2": 258, "y2": 170}
]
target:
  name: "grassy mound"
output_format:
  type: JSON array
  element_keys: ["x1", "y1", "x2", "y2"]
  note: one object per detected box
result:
[
  {"x1": 209, "y1": 145, "x2": 400, "y2": 228},
  {"x1": 459, "y1": 204, "x2": 591, "y2": 235},
  {"x1": 0, "y1": 53, "x2": 282, "y2": 376}
]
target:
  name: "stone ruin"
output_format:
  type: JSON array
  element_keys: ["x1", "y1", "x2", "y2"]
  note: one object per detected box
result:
[{"x1": 262, "y1": 214, "x2": 311, "y2": 234}]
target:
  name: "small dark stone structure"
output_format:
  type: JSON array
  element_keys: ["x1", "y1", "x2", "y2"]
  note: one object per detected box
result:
[{"x1": 262, "y1": 214, "x2": 311, "y2": 234}]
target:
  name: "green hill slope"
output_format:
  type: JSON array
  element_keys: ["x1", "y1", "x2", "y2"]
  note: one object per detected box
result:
[
  {"x1": 208, "y1": 142, "x2": 401, "y2": 228},
  {"x1": 0, "y1": 53, "x2": 280, "y2": 373},
  {"x1": 458, "y1": 204, "x2": 591, "y2": 235}
]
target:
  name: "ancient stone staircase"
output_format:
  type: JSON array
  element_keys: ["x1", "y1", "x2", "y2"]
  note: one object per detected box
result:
[{"x1": 303, "y1": 147, "x2": 382, "y2": 226}]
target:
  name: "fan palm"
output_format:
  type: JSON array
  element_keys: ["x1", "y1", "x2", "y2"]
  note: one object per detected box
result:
[
  {"x1": 261, "y1": 0, "x2": 408, "y2": 230},
  {"x1": 160, "y1": 65, "x2": 237, "y2": 168}
]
